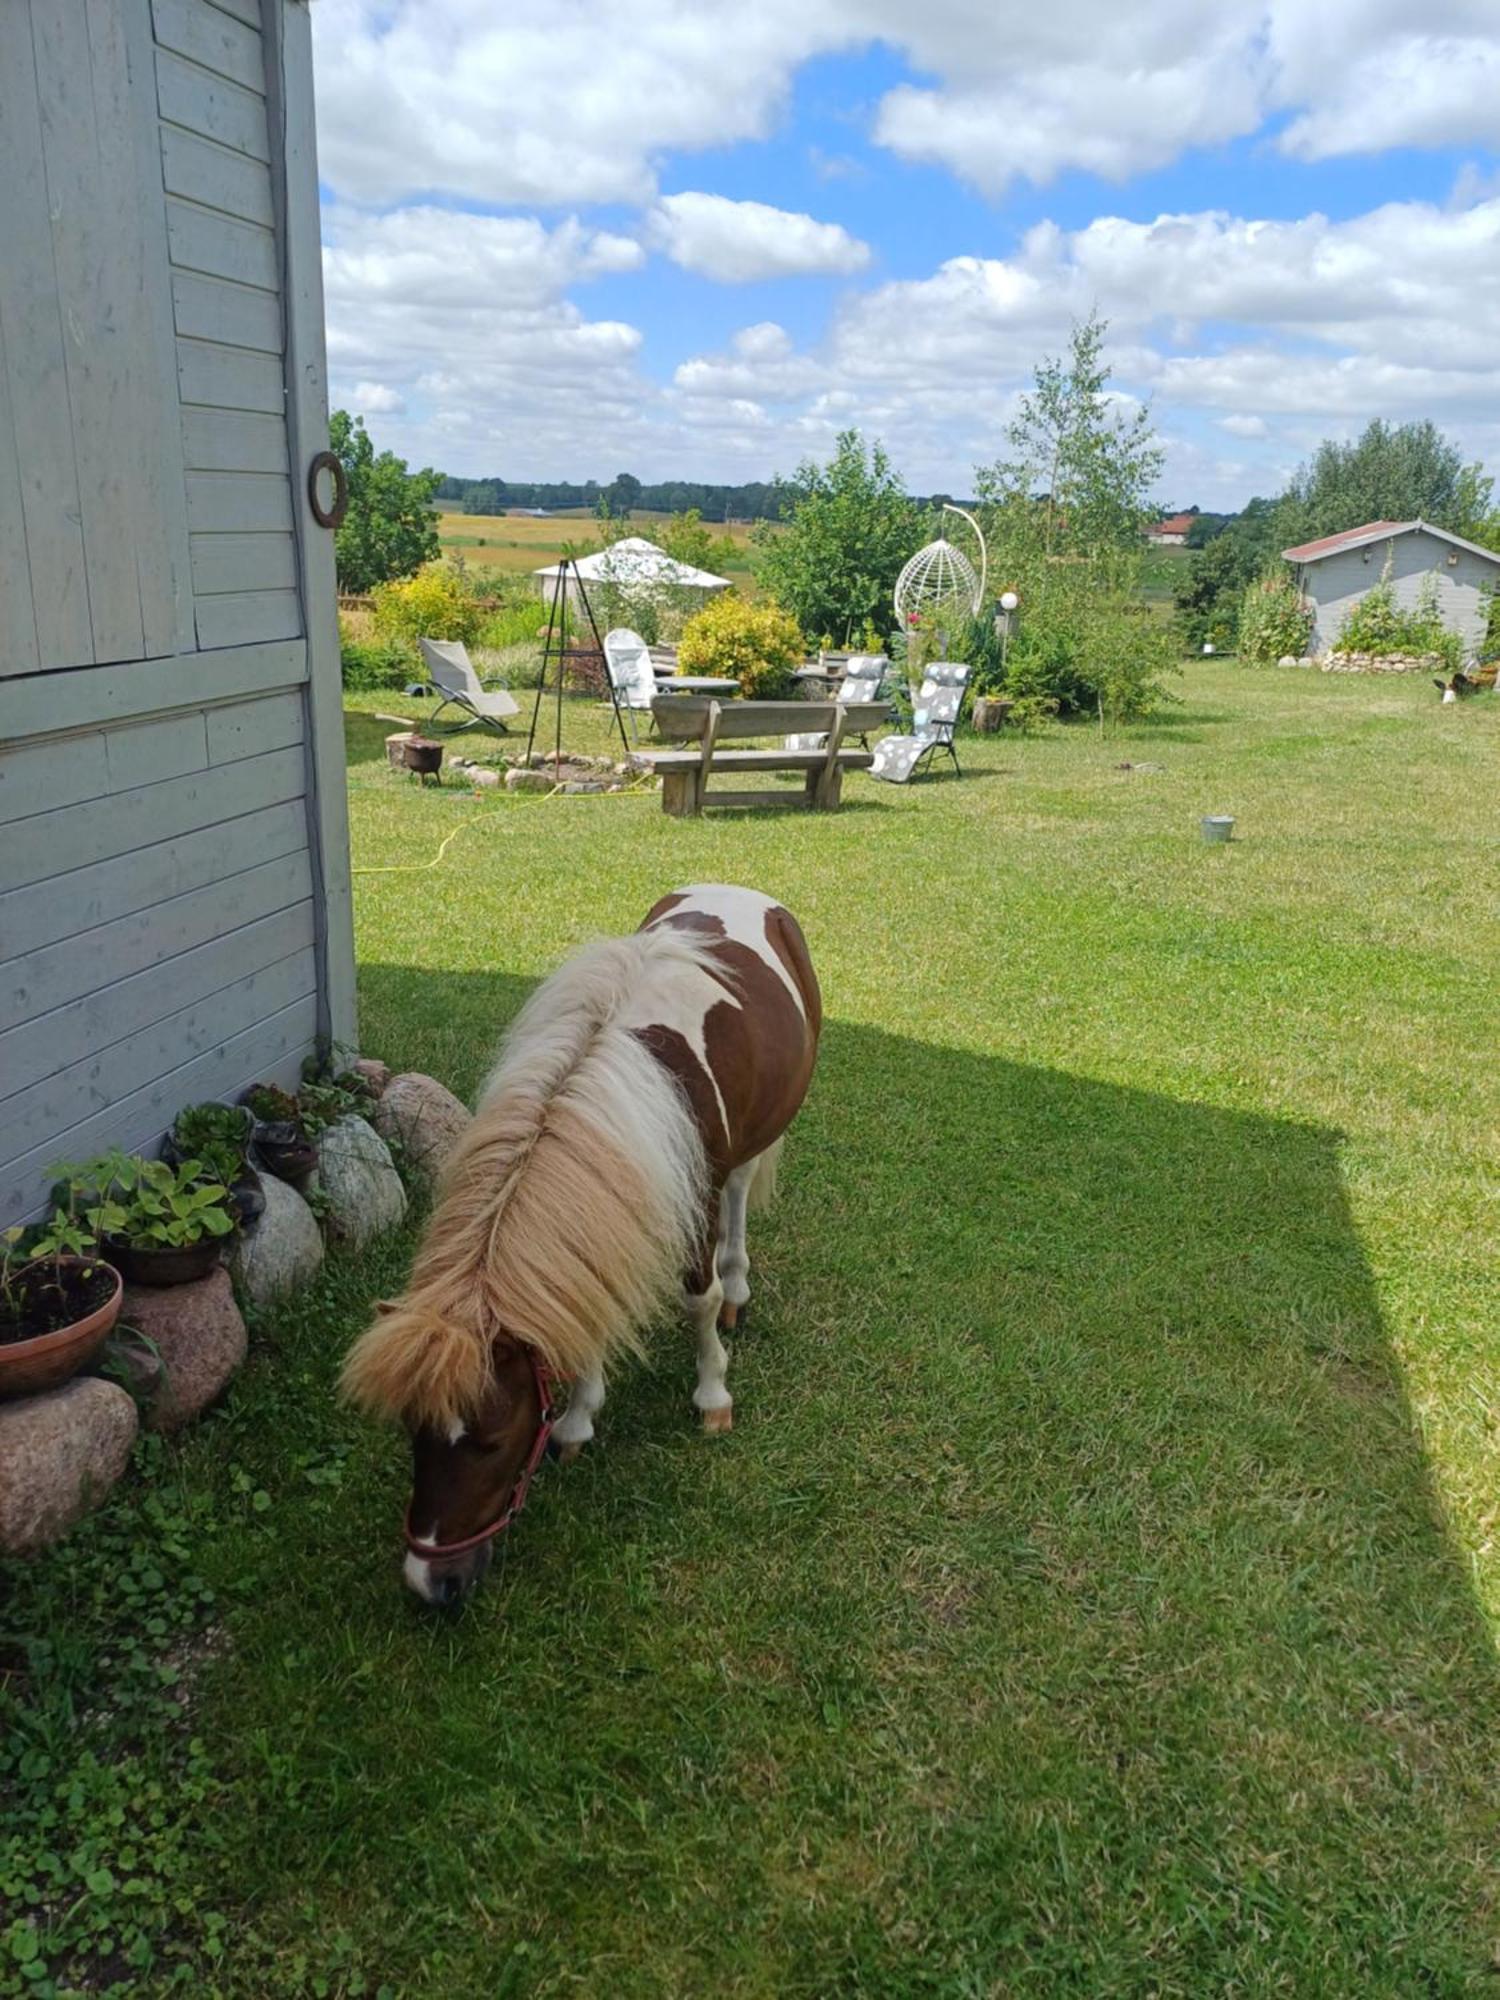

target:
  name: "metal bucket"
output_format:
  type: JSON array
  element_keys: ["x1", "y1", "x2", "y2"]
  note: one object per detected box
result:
[{"x1": 1200, "y1": 814, "x2": 1235, "y2": 844}]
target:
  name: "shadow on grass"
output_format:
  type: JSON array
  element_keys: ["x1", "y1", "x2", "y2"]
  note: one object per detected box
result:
[{"x1": 284, "y1": 958, "x2": 1500, "y2": 1990}]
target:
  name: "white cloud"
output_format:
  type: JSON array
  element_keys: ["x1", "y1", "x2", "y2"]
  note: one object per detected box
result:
[
  {"x1": 352, "y1": 381, "x2": 405, "y2": 414},
  {"x1": 647, "y1": 193, "x2": 869, "y2": 282},
  {"x1": 312, "y1": 2, "x2": 1500, "y2": 207},
  {"x1": 1220, "y1": 414, "x2": 1268, "y2": 438}
]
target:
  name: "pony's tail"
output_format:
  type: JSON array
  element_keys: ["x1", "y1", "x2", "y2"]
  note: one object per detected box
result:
[
  {"x1": 339, "y1": 1301, "x2": 493, "y2": 1433},
  {"x1": 748, "y1": 1137, "x2": 784, "y2": 1212}
]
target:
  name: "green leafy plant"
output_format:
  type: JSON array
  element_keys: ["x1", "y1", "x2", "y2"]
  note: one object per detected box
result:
[
  {"x1": 244, "y1": 1083, "x2": 302, "y2": 1128},
  {"x1": 1337, "y1": 565, "x2": 1463, "y2": 671},
  {"x1": 677, "y1": 593, "x2": 806, "y2": 698},
  {"x1": 1238, "y1": 571, "x2": 1315, "y2": 665},
  {"x1": 170, "y1": 1103, "x2": 254, "y2": 1187},
  {"x1": 52, "y1": 1153, "x2": 237, "y2": 1251},
  {"x1": 340, "y1": 635, "x2": 413, "y2": 691}
]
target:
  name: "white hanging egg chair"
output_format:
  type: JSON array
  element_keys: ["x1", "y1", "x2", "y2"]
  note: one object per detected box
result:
[{"x1": 893, "y1": 503, "x2": 988, "y2": 627}]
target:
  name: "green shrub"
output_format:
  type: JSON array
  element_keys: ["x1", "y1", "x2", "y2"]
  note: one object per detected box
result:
[
  {"x1": 1338, "y1": 570, "x2": 1462, "y2": 671},
  {"x1": 372, "y1": 565, "x2": 484, "y2": 647},
  {"x1": 340, "y1": 637, "x2": 412, "y2": 691},
  {"x1": 475, "y1": 602, "x2": 547, "y2": 650},
  {"x1": 1238, "y1": 572, "x2": 1315, "y2": 665},
  {"x1": 990, "y1": 591, "x2": 1180, "y2": 720},
  {"x1": 677, "y1": 594, "x2": 805, "y2": 698}
]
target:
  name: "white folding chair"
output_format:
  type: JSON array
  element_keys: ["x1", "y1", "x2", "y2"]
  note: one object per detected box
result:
[
  {"x1": 870, "y1": 662, "x2": 971, "y2": 782},
  {"x1": 784, "y1": 655, "x2": 889, "y2": 751},
  {"x1": 418, "y1": 639, "x2": 520, "y2": 733},
  {"x1": 603, "y1": 629, "x2": 660, "y2": 742}
]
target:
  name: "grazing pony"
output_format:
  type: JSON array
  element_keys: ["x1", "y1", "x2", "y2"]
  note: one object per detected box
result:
[{"x1": 341, "y1": 884, "x2": 821, "y2": 1604}]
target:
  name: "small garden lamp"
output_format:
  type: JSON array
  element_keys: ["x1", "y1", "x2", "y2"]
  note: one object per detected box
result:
[{"x1": 996, "y1": 589, "x2": 1020, "y2": 672}]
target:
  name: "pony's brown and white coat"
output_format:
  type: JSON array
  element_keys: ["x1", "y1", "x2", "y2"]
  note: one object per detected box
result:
[{"x1": 341, "y1": 886, "x2": 820, "y2": 1442}]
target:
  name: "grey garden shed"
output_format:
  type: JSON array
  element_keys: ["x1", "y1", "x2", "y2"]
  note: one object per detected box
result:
[
  {"x1": 0, "y1": 0, "x2": 354, "y2": 1224},
  {"x1": 1283, "y1": 519, "x2": 1500, "y2": 660}
]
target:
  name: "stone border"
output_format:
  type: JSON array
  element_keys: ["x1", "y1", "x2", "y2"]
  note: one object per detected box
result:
[{"x1": 0, "y1": 1061, "x2": 473, "y2": 1556}]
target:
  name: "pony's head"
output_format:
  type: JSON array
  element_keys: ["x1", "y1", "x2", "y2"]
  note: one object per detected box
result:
[{"x1": 341, "y1": 1300, "x2": 554, "y2": 1606}]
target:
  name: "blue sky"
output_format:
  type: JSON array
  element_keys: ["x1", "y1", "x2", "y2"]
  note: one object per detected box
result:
[{"x1": 312, "y1": 2, "x2": 1500, "y2": 509}]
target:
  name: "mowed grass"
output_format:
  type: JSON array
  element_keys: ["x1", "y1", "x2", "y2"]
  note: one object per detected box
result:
[
  {"x1": 434, "y1": 507, "x2": 759, "y2": 579},
  {"x1": 7, "y1": 664, "x2": 1500, "y2": 1996}
]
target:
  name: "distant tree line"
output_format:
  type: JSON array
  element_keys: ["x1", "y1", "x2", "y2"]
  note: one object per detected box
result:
[{"x1": 437, "y1": 472, "x2": 787, "y2": 521}]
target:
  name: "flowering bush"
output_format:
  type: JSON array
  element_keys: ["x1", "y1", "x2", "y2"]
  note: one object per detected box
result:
[
  {"x1": 371, "y1": 565, "x2": 484, "y2": 648},
  {"x1": 1338, "y1": 570, "x2": 1462, "y2": 671},
  {"x1": 677, "y1": 594, "x2": 806, "y2": 698}
]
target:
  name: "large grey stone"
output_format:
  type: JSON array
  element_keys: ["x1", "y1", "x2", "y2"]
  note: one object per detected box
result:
[
  {"x1": 0, "y1": 1378, "x2": 138, "y2": 1552},
  {"x1": 373, "y1": 1073, "x2": 473, "y2": 1180},
  {"x1": 230, "y1": 1171, "x2": 324, "y2": 1312},
  {"x1": 316, "y1": 1115, "x2": 407, "y2": 1246},
  {"x1": 123, "y1": 1268, "x2": 248, "y2": 1434}
]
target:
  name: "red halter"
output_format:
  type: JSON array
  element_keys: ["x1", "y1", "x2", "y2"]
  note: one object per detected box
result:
[{"x1": 403, "y1": 1350, "x2": 565, "y2": 1561}]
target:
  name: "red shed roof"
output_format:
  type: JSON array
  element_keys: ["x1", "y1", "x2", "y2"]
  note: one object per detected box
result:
[
  {"x1": 1149, "y1": 513, "x2": 1195, "y2": 537},
  {"x1": 1281, "y1": 520, "x2": 1406, "y2": 562}
]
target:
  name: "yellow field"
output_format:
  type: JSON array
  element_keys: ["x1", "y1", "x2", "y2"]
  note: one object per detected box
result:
[{"x1": 436, "y1": 508, "x2": 759, "y2": 579}]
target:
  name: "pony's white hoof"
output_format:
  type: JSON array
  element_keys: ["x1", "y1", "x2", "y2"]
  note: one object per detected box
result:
[{"x1": 701, "y1": 1404, "x2": 733, "y2": 1435}]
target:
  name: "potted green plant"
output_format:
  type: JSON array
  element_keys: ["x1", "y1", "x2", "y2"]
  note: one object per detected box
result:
[
  {"x1": 163, "y1": 1102, "x2": 264, "y2": 1225},
  {"x1": 241, "y1": 1084, "x2": 319, "y2": 1185},
  {"x1": 0, "y1": 1207, "x2": 124, "y2": 1401},
  {"x1": 53, "y1": 1151, "x2": 238, "y2": 1288}
]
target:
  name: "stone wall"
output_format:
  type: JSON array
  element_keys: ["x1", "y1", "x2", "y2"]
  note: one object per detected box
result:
[{"x1": 1321, "y1": 651, "x2": 1446, "y2": 675}]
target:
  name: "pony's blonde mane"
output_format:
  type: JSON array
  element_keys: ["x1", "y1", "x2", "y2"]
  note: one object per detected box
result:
[{"x1": 341, "y1": 927, "x2": 717, "y2": 1430}]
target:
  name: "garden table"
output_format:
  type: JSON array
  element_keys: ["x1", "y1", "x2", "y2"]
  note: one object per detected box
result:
[{"x1": 654, "y1": 675, "x2": 741, "y2": 696}]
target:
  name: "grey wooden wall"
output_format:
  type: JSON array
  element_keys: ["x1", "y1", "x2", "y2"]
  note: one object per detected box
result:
[
  {"x1": 1298, "y1": 530, "x2": 1500, "y2": 658},
  {"x1": 0, "y1": 0, "x2": 353, "y2": 1225}
]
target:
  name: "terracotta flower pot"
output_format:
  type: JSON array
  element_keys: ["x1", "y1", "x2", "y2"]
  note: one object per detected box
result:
[{"x1": 0, "y1": 1257, "x2": 124, "y2": 1401}]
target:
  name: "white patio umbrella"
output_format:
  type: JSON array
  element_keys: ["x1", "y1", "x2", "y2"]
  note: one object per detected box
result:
[{"x1": 533, "y1": 537, "x2": 731, "y2": 593}]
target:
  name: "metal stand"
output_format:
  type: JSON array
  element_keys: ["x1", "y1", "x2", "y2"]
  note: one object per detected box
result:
[{"x1": 525, "y1": 558, "x2": 631, "y2": 766}]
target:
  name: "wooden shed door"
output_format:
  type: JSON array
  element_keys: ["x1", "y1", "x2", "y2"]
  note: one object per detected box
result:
[{"x1": 0, "y1": 0, "x2": 194, "y2": 676}]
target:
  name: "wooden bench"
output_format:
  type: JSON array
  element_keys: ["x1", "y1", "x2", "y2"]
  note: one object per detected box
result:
[{"x1": 638, "y1": 697, "x2": 890, "y2": 816}]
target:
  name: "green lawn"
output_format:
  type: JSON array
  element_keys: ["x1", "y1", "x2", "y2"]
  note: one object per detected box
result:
[{"x1": 6, "y1": 665, "x2": 1500, "y2": 1996}]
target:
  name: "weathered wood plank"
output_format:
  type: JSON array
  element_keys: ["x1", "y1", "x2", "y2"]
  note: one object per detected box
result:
[
  {"x1": 166, "y1": 197, "x2": 278, "y2": 290},
  {"x1": 1, "y1": 993, "x2": 319, "y2": 1222},
  {"x1": 0, "y1": 731, "x2": 110, "y2": 826},
  {"x1": 0, "y1": 636, "x2": 306, "y2": 743},
  {"x1": 172, "y1": 270, "x2": 282, "y2": 351},
  {"x1": 116, "y1": 0, "x2": 197, "y2": 659},
  {"x1": 205, "y1": 687, "x2": 304, "y2": 761},
  {"x1": 3, "y1": 848, "x2": 313, "y2": 1028},
  {"x1": 2, "y1": 946, "x2": 316, "y2": 1158},
  {"x1": 0, "y1": 3, "x2": 93, "y2": 668},
  {"x1": 194, "y1": 588, "x2": 301, "y2": 649},
  {"x1": 0, "y1": 304, "x2": 41, "y2": 676},
  {"x1": 32, "y1": 0, "x2": 150, "y2": 665},
  {"x1": 186, "y1": 471, "x2": 293, "y2": 533},
  {"x1": 161, "y1": 124, "x2": 274, "y2": 224},
  {"x1": 0, "y1": 743, "x2": 306, "y2": 892},
  {"x1": 1, "y1": 796, "x2": 307, "y2": 959},
  {"x1": 102, "y1": 710, "x2": 210, "y2": 792},
  {"x1": 182, "y1": 408, "x2": 288, "y2": 475},
  {"x1": 177, "y1": 338, "x2": 285, "y2": 413},
  {"x1": 152, "y1": 0, "x2": 264, "y2": 92},
  {"x1": 190, "y1": 530, "x2": 297, "y2": 592},
  {"x1": 155, "y1": 47, "x2": 269, "y2": 159},
  {"x1": 205, "y1": 0, "x2": 262, "y2": 28},
  {"x1": 0, "y1": 899, "x2": 315, "y2": 1097},
  {"x1": 264, "y1": 0, "x2": 359, "y2": 1051}
]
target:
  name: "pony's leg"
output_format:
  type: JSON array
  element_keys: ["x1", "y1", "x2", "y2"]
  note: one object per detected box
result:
[
  {"x1": 552, "y1": 1365, "x2": 605, "y2": 1464},
  {"x1": 715, "y1": 1159, "x2": 757, "y2": 1331},
  {"x1": 684, "y1": 1219, "x2": 731, "y2": 1435}
]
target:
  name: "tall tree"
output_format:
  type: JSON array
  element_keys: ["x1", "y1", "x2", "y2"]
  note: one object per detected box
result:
[
  {"x1": 328, "y1": 411, "x2": 441, "y2": 593},
  {"x1": 1274, "y1": 419, "x2": 1494, "y2": 546},
  {"x1": 604, "y1": 471, "x2": 642, "y2": 516},
  {"x1": 976, "y1": 311, "x2": 1163, "y2": 590},
  {"x1": 752, "y1": 430, "x2": 923, "y2": 644}
]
